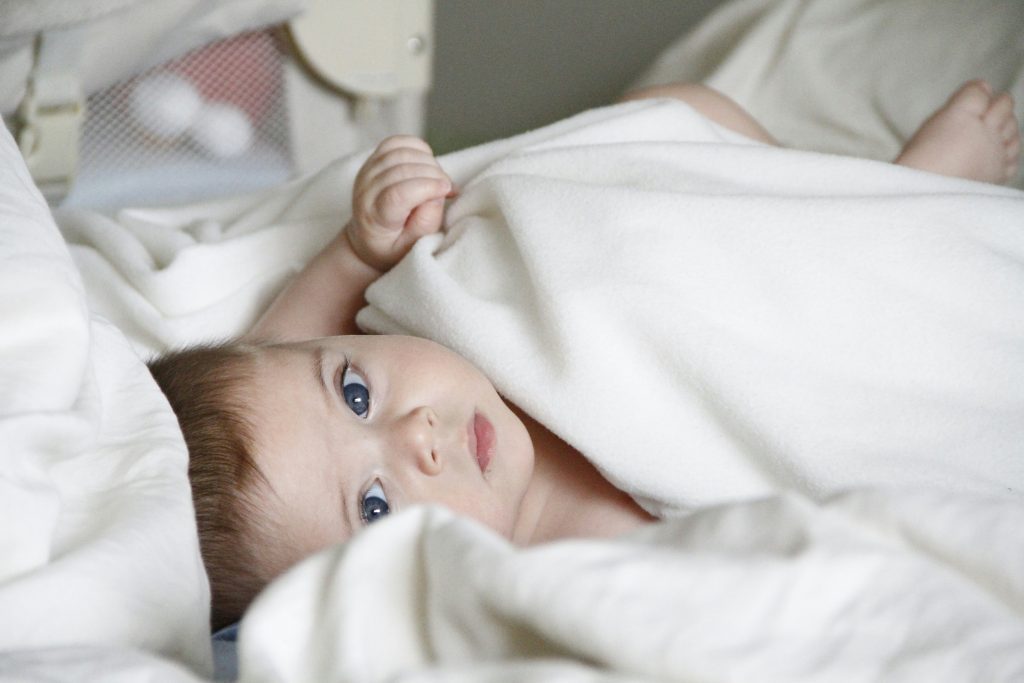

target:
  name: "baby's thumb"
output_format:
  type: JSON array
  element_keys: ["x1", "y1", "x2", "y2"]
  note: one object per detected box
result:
[{"x1": 404, "y1": 198, "x2": 446, "y2": 238}]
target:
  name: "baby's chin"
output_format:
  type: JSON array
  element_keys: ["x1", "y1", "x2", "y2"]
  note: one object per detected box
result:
[{"x1": 481, "y1": 512, "x2": 521, "y2": 543}]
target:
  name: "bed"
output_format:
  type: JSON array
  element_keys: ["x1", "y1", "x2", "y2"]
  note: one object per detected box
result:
[{"x1": 2, "y1": 1, "x2": 1023, "y2": 681}]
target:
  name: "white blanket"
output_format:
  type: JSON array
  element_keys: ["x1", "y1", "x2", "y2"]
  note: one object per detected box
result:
[
  {"x1": 232, "y1": 99, "x2": 1024, "y2": 680},
  {"x1": 239, "y1": 495, "x2": 1024, "y2": 682},
  {"x1": 39, "y1": 96, "x2": 1024, "y2": 682},
  {"x1": 225, "y1": 98, "x2": 1024, "y2": 681},
  {"x1": 359, "y1": 99, "x2": 1024, "y2": 514}
]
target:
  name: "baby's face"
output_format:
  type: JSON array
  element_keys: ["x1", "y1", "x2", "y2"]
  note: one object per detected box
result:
[{"x1": 245, "y1": 335, "x2": 534, "y2": 569}]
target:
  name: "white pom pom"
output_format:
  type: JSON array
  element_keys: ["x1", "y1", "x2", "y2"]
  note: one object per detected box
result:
[
  {"x1": 189, "y1": 103, "x2": 253, "y2": 159},
  {"x1": 130, "y1": 73, "x2": 202, "y2": 139}
]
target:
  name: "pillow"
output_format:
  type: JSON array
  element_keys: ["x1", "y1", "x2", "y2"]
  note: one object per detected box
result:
[{"x1": 0, "y1": 121, "x2": 212, "y2": 675}]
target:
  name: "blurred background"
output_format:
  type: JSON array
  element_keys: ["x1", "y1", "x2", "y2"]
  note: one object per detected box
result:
[
  {"x1": 427, "y1": 0, "x2": 721, "y2": 152},
  {"x1": 2, "y1": 0, "x2": 724, "y2": 208}
]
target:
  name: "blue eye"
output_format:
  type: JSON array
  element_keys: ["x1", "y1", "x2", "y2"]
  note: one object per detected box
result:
[
  {"x1": 341, "y1": 365, "x2": 370, "y2": 417},
  {"x1": 361, "y1": 481, "x2": 390, "y2": 524}
]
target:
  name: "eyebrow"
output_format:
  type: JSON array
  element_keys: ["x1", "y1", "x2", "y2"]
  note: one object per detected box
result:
[
  {"x1": 310, "y1": 346, "x2": 354, "y2": 539},
  {"x1": 312, "y1": 346, "x2": 329, "y2": 400}
]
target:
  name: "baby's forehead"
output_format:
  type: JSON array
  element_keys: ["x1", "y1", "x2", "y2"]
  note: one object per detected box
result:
[{"x1": 248, "y1": 341, "x2": 313, "y2": 366}]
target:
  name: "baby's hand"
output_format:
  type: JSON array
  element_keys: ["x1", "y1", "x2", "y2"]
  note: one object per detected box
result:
[{"x1": 346, "y1": 135, "x2": 454, "y2": 272}]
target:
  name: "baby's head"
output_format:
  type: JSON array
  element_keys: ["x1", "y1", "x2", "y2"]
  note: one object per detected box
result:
[
  {"x1": 147, "y1": 342, "x2": 275, "y2": 631},
  {"x1": 149, "y1": 334, "x2": 535, "y2": 629}
]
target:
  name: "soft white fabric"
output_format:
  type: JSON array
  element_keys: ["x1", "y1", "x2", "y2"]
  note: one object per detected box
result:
[
  {"x1": 358, "y1": 98, "x2": 1024, "y2": 514},
  {"x1": 0, "y1": 115, "x2": 212, "y2": 675},
  {"x1": 240, "y1": 90, "x2": 1024, "y2": 677},
  {"x1": 234, "y1": 98, "x2": 1022, "y2": 680},
  {"x1": 53, "y1": 153, "x2": 364, "y2": 358},
  {"x1": 239, "y1": 495, "x2": 1024, "y2": 682},
  {"x1": 0, "y1": 646, "x2": 208, "y2": 683},
  {"x1": 631, "y1": 0, "x2": 1024, "y2": 190},
  {"x1": 1, "y1": 0, "x2": 157, "y2": 36}
]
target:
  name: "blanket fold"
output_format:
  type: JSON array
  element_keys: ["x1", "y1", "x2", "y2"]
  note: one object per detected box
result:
[
  {"x1": 0, "y1": 122, "x2": 212, "y2": 676},
  {"x1": 359, "y1": 98, "x2": 1024, "y2": 513},
  {"x1": 239, "y1": 492, "x2": 1024, "y2": 682}
]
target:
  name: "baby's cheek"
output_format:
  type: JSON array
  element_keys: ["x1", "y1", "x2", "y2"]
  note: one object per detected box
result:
[{"x1": 445, "y1": 494, "x2": 516, "y2": 540}]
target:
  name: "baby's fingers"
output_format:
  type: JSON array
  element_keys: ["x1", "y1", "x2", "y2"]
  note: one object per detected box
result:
[
  {"x1": 405, "y1": 197, "x2": 446, "y2": 236},
  {"x1": 373, "y1": 177, "x2": 452, "y2": 227},
  {"x1": 356, "y1": 136, "x2": 436, "y2": 185},
  {"x1": 372, "y1": 162, "x2": 451, "y2": 192},
  {"x1": 363, "y1": 147, "x2": 440, "y2": 183},
  {"x1": 361, "y1": 138, "x2": 433, "y2": 178},
  {"x1": 375, "y1": 135, "x2": 433, "y2": 156}
]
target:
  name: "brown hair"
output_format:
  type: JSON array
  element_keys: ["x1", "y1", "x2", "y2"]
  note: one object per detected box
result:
[{"x1": 147, "y1": 342, "x2": 273, "y2": 631}]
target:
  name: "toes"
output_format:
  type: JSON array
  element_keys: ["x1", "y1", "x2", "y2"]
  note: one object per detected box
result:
[
  {"x1": 1001, "y1": 118, "x2": 1021, "y2": 143},
  {"x1": 1007, "y1": 136, "x2": 1021, "y2": 181},
  {"x1": 984, "y1": 92, "x2": 1015, "y2": 126},
  {"x1": 948, "y1": 79, "x2": 994, "y2": 115},
  {"x1": 1007, "y1": 135, "x2": 1021, "y2": 161}
]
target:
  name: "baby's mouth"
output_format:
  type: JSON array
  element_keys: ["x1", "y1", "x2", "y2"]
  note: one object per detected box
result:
[{"x1": 470, "y1": 412, "x2": 495, "y2": 473}]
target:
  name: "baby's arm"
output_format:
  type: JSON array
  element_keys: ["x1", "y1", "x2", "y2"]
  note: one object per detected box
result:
[{"x1": 247, "y1": 136, "x2": 452, "y2": 341}]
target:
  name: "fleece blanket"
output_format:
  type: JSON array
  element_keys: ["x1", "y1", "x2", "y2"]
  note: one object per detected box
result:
[
  {"x1": 238, "y1": 494, "x2": 1024, "y2": 682},
  {"x1": 242, "y1": 98, "x2": 1024, "y2": 681},
  {"x1": 37, "y1": 94, "x2": 1024, "y2": 682},
  {"x1": 358, "y1": 98, "x2": 1024, "y2": 514},
  {"x1": 228, "y1": 99, "x2": 1024, "y2": 681}
]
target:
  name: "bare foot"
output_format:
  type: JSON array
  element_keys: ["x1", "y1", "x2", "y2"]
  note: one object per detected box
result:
[{"x1": 895, "y1": 80, "x2": 1021, "y2": 184}]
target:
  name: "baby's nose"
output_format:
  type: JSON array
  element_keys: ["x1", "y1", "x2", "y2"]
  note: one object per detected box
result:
[{"x1": 397, "y1": 406, "x2": 443, "y2": 475}]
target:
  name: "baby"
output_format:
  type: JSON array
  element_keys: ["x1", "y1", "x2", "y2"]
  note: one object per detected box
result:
[{"x1": 148, "y1": 80, "x2": 1020, "y2": 630}]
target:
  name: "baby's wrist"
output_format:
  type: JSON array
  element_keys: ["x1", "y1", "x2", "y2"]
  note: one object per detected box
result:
[{"x1": 340, "y1": 222, "x2": 387, "y2": 276}]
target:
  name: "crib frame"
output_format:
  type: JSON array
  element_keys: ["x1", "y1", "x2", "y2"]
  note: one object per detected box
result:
[{"x1": 8, "y1": 0, "x2": 434, "y2": 207}]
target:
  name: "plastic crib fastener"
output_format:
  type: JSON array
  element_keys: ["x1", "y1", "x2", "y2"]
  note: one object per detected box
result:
[{"x1": 16, "y1": 26, "x2": 88, "y2": 203}]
